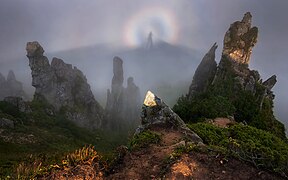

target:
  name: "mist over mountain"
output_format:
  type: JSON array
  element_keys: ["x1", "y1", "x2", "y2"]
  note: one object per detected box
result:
[
  {"x1": 0, "y1": 38, "x2": 287, "y2": 132},
  {"x1": 49, "y1": 40, "x2": 202, "y2": 107}
]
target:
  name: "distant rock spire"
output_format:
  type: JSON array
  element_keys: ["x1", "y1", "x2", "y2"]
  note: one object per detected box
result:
[
  {"x1": 106, "y1": 57, "x2": 141, "y2": 130},
  {"x1": 7, "y1": 70, "x2": 16, "y2": 81},
  {"x1": 146, "y1": 31, "x2": 153, "y2": 49},
  {"x1": 0, "y1": 70, "x2": 27, "y2": 100}
]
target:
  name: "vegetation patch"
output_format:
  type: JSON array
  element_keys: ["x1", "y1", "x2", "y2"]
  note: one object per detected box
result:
[
  {"x1": 13, "y1": 145, "x2": 103, "y2": 179},
  {"x1": 128, "y1": 130, "x2": 161, "y2": 151},
  {"x1": 188, "y1": 123, "x2": 288, "y2": 177},
  {"x1": 0, "y1": 98, "x2": 127, "y2": 178}
]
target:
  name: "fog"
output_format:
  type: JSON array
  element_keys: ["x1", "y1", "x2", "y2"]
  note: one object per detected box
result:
[{"x1": 0, "y1": 0, "x2": 287, "y2": 129}]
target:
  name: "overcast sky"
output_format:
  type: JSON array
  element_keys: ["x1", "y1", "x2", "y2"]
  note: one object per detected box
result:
[{"x1": 0, "y1": 0, "x2": 287, "y2": 127}]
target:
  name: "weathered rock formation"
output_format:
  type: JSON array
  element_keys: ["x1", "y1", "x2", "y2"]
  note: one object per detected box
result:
[
  {"x1": 188, "y1": 43, "x2": 217, "y2": 98},
  {"x1": 26, "y1": 41, "x2": 103, "y2": 129},
  {"x1": 213, "y1": 12, "x2": 276, "y2": 104},
  {"x1": 138, "y1": 91, "x2": 202, "y2": 143},
  {"x1": 223, "y1": 12, "x2": 258, "y2": 64},
  {"x1": 0, "y1": 70, "x2": 27, "y2": 100},
  {"x1": 177, "y1": 12, "x2": 285, "y2": 138},
  {"x1": 106, "y1": 57, "x2": 141, "y2": 129},
  {"x1": 106, "y1": 57, "x2": 125, "y2": 115}
]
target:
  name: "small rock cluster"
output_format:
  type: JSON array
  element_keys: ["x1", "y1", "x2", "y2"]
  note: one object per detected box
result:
[{"x1": 138, "y1": 91, "x2": 202, "y2": 143}]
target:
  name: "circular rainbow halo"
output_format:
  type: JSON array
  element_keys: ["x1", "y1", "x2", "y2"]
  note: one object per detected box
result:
[{"x1": 124, "y1": 7, "x2": 179, "y2": 47}]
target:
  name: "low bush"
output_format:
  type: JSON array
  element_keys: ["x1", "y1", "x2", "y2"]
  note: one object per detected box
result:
[
  {"x1": 188, "y1": 123, "x2": 288, "y2": 176},
  {"x1": 128, "y1": 130, "x2": 161, "y2": 150}
]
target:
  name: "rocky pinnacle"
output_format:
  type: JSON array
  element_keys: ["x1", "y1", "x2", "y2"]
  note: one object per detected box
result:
[
  {"x1": 222, "y1": 12, "x2": 258, "y2": 64},
  {"x1": 188, "y1": 43, "x2": 218, "y2": 98}
]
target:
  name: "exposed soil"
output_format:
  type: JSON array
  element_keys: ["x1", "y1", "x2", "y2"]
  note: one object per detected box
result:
[
  {"x1": 107, "y1": 127, "x2": 184, "y2": 179},
  {"x1": 107, "y1": 127, "x2": 285, "y2": 180},
  {"x1": 166, "y1": 153, "x2": 285, "y2": 180}
]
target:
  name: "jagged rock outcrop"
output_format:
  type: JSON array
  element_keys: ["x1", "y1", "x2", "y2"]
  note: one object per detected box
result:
[
  {"x1": 26, "y1": 41, "x2": 103, "y2": 129},
  {"x1": 223, "y1": 12, "x2": 258, "y2": 64},
  {"x1": 106, "y1": 57, "x2": 141, "y2": 129},
  {"x1": 188, "y1": 43, "x2": 217, "y2": 98},
  {"x1": 176, "y1": 12, "x2": 285, "y2": 138},
  {"x1": 214, "y1": 13, "x2": 276, "y2": 102},
  {"x1": 138, "y1": 91, "x2": 202, "y2": 143},
  {"x1": 0, "y1": 70, "x2": 27, "y2": 100}
]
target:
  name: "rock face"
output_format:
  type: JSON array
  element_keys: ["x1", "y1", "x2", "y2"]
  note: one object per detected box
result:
[
  {"x1": 0, "y1": 70, "x2": 27, "y2": 100},
  {"x1": 26, "y1": 41, "x2": 103, "y2": 129},
  {"x1": 139, "y1": 91, "x2": 202, "y2": 143},
  {"x1": 222, "y1": 12, "x2": 258, "y2": 64},
  {"x1": 106, "y1": 57, "x2": 141, "y2": 129},
  {"x1": 188, "y1": 43, "x2": 217, "y2": 98}
]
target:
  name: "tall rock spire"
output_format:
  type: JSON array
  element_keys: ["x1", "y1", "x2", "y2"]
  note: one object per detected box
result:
[
  {"x1": 188, "y1": 43, "x2": 218, "y2": 98},
  {"x1": 222, "y1": 12, "x2": 258, "y2": 64},
  {"x1": 106, "y1": 57, "x2": 141, "y2": 130},
  {"x1": 106, "y1": 56, "x2": 124, "y2": 115}
]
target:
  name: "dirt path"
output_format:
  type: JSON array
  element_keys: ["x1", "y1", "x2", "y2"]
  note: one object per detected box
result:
[{"x1": 107, "y1": 128, "x2": 184, "y2": 179}]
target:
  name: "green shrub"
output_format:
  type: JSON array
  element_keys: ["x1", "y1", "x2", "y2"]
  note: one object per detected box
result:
[
  {"x1": 128, "y1": 130, "x2": 161, "y2": 150},
  {"x1": 173, "y1": 94, "x2": 235, "y2": 123},
  {"x1": 188, "y1": 123, "x2": 288, "y2": 176},
  {"x1": 187, "y1": 123, "x2": 228, "y2": 145}
]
